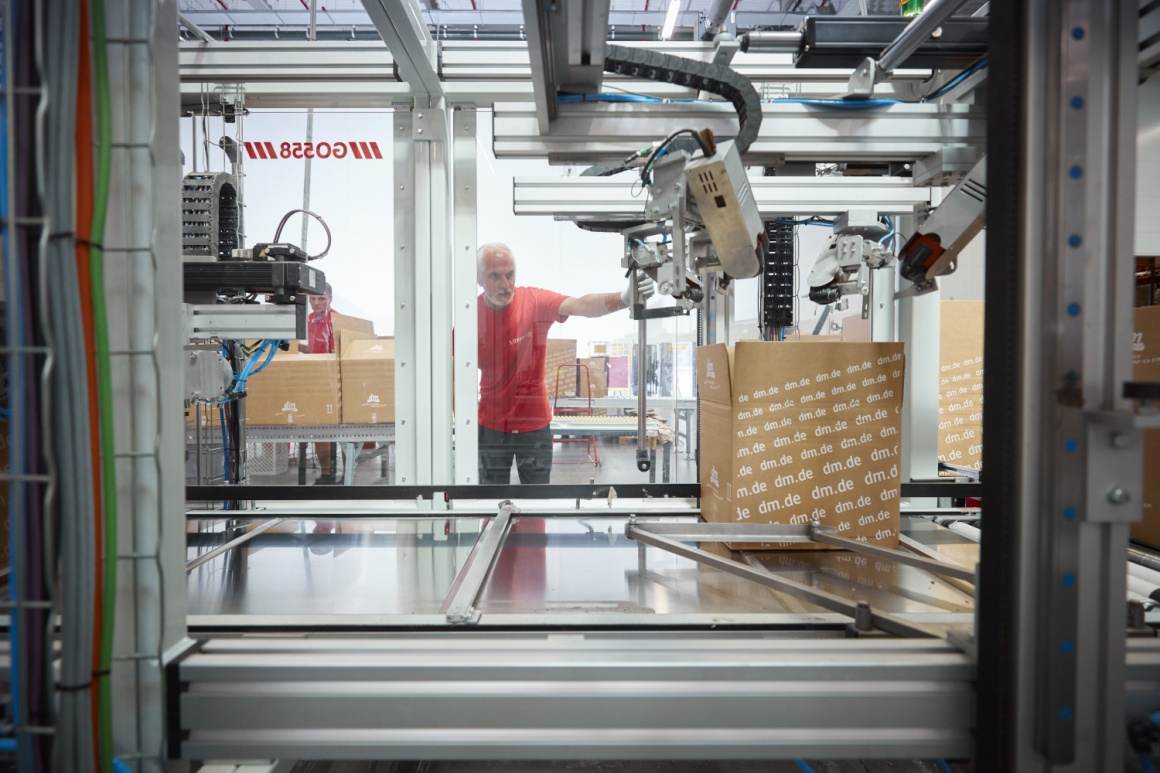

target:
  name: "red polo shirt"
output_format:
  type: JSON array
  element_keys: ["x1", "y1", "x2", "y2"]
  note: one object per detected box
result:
[{"x1": 478, "y1": 287, "x2": 569, "y2": 433}]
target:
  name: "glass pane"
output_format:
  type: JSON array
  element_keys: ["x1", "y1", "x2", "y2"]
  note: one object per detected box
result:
[
  {"x1": 182, "y1": 107, "x2": 397, "y2": 489},
  {"x1": 470, "y1": 113, "x2": 697, "y2": 487}
]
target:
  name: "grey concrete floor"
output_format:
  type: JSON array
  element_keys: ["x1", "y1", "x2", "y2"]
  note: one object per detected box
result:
[{"x1": 286, "y1": 761, "x2": 970, "y2": 773}]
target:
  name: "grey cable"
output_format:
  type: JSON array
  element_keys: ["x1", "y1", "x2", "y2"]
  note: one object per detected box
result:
[{"x1": 39, "y1": 0, "x2": 96, "y2": 769}]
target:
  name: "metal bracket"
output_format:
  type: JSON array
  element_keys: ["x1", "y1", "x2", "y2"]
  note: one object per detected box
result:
[
  {"x1": 412, "y1": 107, "x2": 447, "y2": 141},
  {"x1": 847, "y1": 56, "x2": 879, "y2": 98},
  {"x1": 1084, "y1": 411, "x2": 1145, "y2": 524}
]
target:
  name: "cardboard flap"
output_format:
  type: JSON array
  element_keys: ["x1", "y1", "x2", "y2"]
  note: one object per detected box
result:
[
  {"x1": 330, "y1": 312, "x2": 374, "y2": 335},
  {"x1": 697, "y1": 344, "x2": 733, "y2": 406},
  {"x1": 343, "y1": 338, "x2": 397, "y2": 360},
  {"x1": 338, "y1": 327, "x2": 380, "y2": 357}
]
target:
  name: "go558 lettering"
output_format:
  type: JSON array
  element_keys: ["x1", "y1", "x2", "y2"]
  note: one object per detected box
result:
[{"x1": 244, "y1": 141, "x2": 384, "y2": 160}]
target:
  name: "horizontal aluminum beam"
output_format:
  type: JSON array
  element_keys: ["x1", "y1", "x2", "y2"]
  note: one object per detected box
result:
[
  {"x1": 180, "y1": 41, "x2": 396, "y2": 82},
  {"x1": 493, "y1": 101, "x2": 986, "y2": 165},
  {"x1": 513, "y1": 175, "x2": 936, "y2": 218},
  {"x1": 175, "y1": 634, "x2": 975, "y2": 760},
  {"x1": 177, "y1": 40, "x2": 935, "y2": 109}
]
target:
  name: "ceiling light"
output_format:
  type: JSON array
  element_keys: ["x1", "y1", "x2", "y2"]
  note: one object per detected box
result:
[{"x1": 661, "y1": 0, "x2": 681, "y2": 40}]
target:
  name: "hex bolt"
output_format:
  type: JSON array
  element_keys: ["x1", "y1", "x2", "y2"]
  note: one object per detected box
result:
[
  {"x1": 1108, "y1": 487, "x2": 1131, "y2": 505},
  {"x1": 854, "y1": 601, "x2": 873, "y2": 631}
]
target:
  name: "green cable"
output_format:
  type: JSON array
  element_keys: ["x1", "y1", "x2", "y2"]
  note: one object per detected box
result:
[{"x1": 89, "y1": 0, "x2": 117, "y2": 768}]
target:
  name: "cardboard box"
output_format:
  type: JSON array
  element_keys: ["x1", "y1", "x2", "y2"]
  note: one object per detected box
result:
[
  {"x1": 546, "y1": 338, "x2": 579, "y2": 398},
  {"x1": 340, "y1": 338, "x2": 396, "y2": 424},
  {"x1": 1131, "y1": 306, "x2": 1160, "y2": 547},
  {"x1": 579, "y1": 357, "x2": 609, "y2": 398},
  {"x1": 697, "y1": 341, "x2": 906, "y2": 549},
  {"x1": 938, "y1": 301, "x2": 985, "y2": 473},
  {"x1": 245, "y1": 351, "x2": 341, "y2": 425}
]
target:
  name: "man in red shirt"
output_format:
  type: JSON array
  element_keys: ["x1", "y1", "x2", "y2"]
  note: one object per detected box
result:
[
  {"x1": 476, "y1": 243, "x2": 654, "y2": 484},
  {"x1": 302, "y1": 283, "x2": 339, "y2": 484}
]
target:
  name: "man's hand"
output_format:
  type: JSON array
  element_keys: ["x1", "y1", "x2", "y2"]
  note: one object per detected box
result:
[{"x1": 621, "y1": 272, "x2": 657, "y2": 309}]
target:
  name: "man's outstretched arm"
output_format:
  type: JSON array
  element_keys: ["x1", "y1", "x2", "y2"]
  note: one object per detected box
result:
[
  {"x1": 557, "y1": 274, "x2": 655, "y2": 318},
  {"x1": 558, "y1": 292, "x2": 624, "y2": 318}
]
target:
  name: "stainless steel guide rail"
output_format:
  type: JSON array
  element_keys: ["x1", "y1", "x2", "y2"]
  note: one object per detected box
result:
[
  {"x1": 440, "y1": 504, "x2": 516, "y2": 624},
  {"x1": 624, "y1": 519, "x2": 946, "y2": 639}
]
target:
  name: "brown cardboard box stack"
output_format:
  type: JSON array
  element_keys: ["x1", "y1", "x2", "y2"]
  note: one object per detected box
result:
[
  {"x1": 546, "y1": 338, "x2": 579, "y2": 399},
  {"x1": 340, "y1": 338, "x2": 395, "y2": 424},
  {"x1": 579, "y1": 357, "x2": 609, "y2": 398},
  {"x1": 938, "y1": 301, "x2": 984, "y2": 473},
  {"x1": 1131, "y1": 306, "x2": 1160, "y2": 548},
  {"x1": 244, "y1": 314, "x2": 396, "y2": 426},
  {"x1": 697, "y1": 341, "x2": 906, "y2": 550}
]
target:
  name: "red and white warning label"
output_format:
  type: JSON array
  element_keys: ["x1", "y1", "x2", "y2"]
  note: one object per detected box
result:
[{"x1": 244, "y1": 141, "x2": 384, "y2": 160}]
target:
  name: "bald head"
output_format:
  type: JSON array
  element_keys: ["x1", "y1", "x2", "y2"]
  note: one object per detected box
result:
[{"x1": 477, "y1": 243, "x2": 517, "y2": 310}]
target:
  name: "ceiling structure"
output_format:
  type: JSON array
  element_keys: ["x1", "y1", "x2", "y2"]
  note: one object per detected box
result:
[{"x1": 177, "y1": 0, "x2": 990, "y2": 42}]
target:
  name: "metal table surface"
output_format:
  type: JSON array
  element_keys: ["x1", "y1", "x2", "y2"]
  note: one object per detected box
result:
[{"x1": 186, "y1": 513, "x2": 977, "y2": 629}]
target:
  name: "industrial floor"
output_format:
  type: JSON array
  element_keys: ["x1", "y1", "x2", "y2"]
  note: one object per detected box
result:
[{"x1": 284, "y1": 760, "x2": 970, "y2": 772}]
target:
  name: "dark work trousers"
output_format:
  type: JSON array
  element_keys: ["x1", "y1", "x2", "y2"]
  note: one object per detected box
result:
[{"x1": 478, "y1": 425, "x2": 553, "y2": 484}]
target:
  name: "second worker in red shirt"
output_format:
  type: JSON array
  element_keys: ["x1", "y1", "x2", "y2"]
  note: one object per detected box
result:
[{"x1": 476, "y1": 242, "x2": 654, "y2": 484}]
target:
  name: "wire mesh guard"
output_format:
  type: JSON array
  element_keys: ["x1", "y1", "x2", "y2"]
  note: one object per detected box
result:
[{"x1": 246, "y1": 442, "x2": 289, "y2": 476}]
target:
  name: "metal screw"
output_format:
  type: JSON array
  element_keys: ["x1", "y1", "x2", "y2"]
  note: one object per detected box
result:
[
  {"x1": 931, "y1": 26, "x2": 943, "y2": 39},
  {"x1": 466, "y1": 419, "x2": 471, "y2": 425},
  {"x1": 402, "y1": 477, "x2": 407, "y2": 482},
  {"x1": 189, "y1": 352, "x2": 198, "y2": 361},
  {"x1": 399, "y1": 185, "x2": 405, "y2": 190},
  {"x1": 417, "y1": 128, "x2": 424, "y2": 134},
  {"x1": 401, "y1": 420, "x2": 406, "y2": 425},
  {"x1": 465, "y1": 361, "x2": 471, "y2": 367},
  {"x1": 401, "y1": 302, "x2": 406, "y2": 308},
  {"x1": 1111, "y1": 432, "x2": 1131, "y2": 449},
  {"x1": 1108, "y1": 487, "x2": 1131, "y2": 505}
]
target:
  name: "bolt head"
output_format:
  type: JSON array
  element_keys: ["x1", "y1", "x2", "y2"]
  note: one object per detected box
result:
[{"x1": 1108, "y1": 487, "x2": 1131, "y2": 505}]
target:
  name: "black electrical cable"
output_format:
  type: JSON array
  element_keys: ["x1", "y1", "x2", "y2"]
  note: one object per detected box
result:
[{"x1": 272, "y1": 208, "x2": 333, "y2": 260}]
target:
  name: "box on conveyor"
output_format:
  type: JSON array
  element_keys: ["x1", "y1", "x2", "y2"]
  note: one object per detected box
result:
[
  {"x1": 579, "y1": 357, "x2": 609, "y2": 398},
  {"x1": 1131, "y1": 306, "x2": 1160, "y2": 549},
  {"x1": 340, "y1": 337, "x2": 395, "y2": 424},
  {"x1": 938, "y1": 301, "x2": 984, "y2": 473},
  {"x1": 697, "y1": 341, "x2": 906, "y2": 550},
  {"x1": 244, "y1": 351, "x2": 341, "y2": 425}
]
